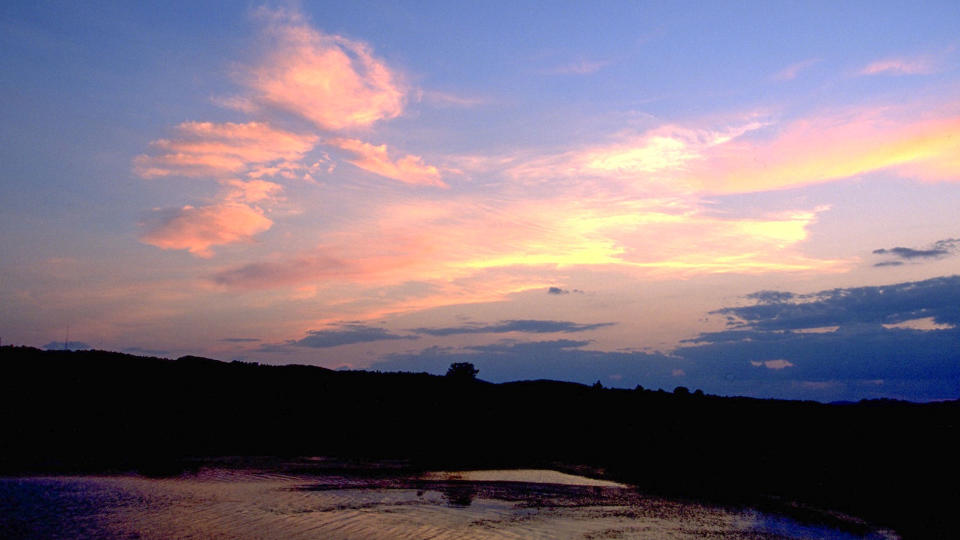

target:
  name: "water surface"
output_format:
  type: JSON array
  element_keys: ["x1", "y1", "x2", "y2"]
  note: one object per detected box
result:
[{"x1": 0, "y1": 460, "x2": 897, "y2": 539}]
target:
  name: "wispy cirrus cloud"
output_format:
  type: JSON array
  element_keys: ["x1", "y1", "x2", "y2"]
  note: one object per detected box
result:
[
  {"x1": 683, "y1": 108, "x2": 960, "y2": 193},
  {"x1": 174, "y1": 83, "x2": 960, "y2": 311},
  {"x1": 221, "y1": 178, "x2": 284, "y2": 204},
  {"x1": 421, "y1": 90, "x2": 489, "y2": 108},
  {"x1": 503, "y1": 103, "x2": 960, "y2": 194},
  {"x1": 506, "y1": 121, "x2": 767, "y2": 188},
  {"x1": 131, "y1": 8, "x2": 960, "y2": 345},
  {"x1": 544, "y1": 58, "x2": 609, "y2": 75},
  {"x1": 859, "y1": 55, "x2": 938, "y2": 76},
  {"x1": 211, "y1": 252, "x2": 349, "y2": 287},
  {"x1": 246, "y1": 158, "x2": 331, "y2": 182},
  {"x1": 328, "y1": 138, "x2": 447, "y2": 187},
  {"x1": 772, "y1": 58, "x2": 819, "y2": 81},
  {"x1": 208, "y1": 192, "x2": 847, "y2": 298},
  {"x1": 141, "y1": 202, "x2": 273, "y2": 257}
]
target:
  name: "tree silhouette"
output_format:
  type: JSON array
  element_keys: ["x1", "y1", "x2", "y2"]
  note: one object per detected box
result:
[{"x1": 445, "y1": 362, "x2": 479, "y2": 380}]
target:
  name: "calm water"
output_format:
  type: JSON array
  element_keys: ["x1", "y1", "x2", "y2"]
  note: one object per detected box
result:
[{"x1": 1, "y1": 459, "x2": 897, "y2": 539}]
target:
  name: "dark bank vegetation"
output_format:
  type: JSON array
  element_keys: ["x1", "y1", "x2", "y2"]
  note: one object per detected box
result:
[{"x1": 1, "y1": 345, "x2": 956, "y2": 538}]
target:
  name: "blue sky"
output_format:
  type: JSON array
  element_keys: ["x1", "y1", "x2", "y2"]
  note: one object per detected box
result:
[{"x1": 2, "y1": 1, "x2": 959, "y2": 401}]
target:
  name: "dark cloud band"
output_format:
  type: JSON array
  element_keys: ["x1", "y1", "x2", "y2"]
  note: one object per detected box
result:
[{"x1": 410, "y1": 319, "x2": 614, "y2": 336}]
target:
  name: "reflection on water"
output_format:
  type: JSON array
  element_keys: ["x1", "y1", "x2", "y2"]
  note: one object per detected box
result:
[
  {"x1": 1, "y1": 460, "x2": 897, "y2": 539},
  {"x1": 441, "y1": 482, "x2": 477, "y2": 507}
]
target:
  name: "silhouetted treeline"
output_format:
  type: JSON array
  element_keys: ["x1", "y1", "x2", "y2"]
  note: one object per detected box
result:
[{"x1": 1, "y1": 346, "x2": 956, "y2": 538}]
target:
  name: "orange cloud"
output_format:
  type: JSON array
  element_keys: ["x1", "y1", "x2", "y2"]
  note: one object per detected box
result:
[
  {"x1": 244, "y1": 8, "x2": 405, "y2": 130},
  {"x1": 141, "y1": 202, "x2": 273, "y2": 257},
  {"x1": 134, "y1": 122, "x2": 317, "y2": 179},
  {"x1": 328, "y1": 138, "x2": 447, "y2": 187}
]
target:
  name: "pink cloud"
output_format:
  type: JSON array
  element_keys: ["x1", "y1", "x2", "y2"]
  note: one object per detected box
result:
[
  {"x1": 198, "y1": 102, "x2": 958, "y2": 320},
  {"x1": 195, "y1": 105, "x2": 960, "y2": 315},
  {"x1": 221, "y1": 179, "x2": 283, "y2": 203},
  {"x1": 211, "y1": 250, "x2": 550, "y2": 325},
  {"x1": 133, "y1": 8, "x2": 417, "y2": 262},
  {"x1": 208, "y1": 192, "x2": 847, "y2": 298},
  {"x1": 141, "y1": 202, "x2": 273, "y2": 257},
  {"x1": 751, "y1": 359, "x2": 795, "y2": 370},
  {"x1": 772, "y1": 58, "x2": 819, "y2": 81},
  {"x1": 328, "y1": 138, "x2": 447, "y2": 187},
  {"x1": 421, "y1": 90, "x2": 489, "y2": 108},
  {"x1": 546, "y1": 58, "x2": 609, "y2": 75},
  {"x1": 500, "y1": 103, "x2": 960, "y2": 196},
  {"x1": 212, "y1": 253, "x2": 349, "y2": 288},
  {"x1": 246, "y1": 157, "x2": 334, "y2": 183},
  {"x1": 602, "y1": 207, "x2": 850, "y2": 276},
  {"x1": 507, "y1": 121, "x2": 767, "y2": 188},
  {"x1": 859, "y1": 56, "x2": 937, "y2": 76},
  {"x1": 134, "y1": 122, "x2": 317, "y2": 179},
  {"x1": 187, "y1": 180, "x2": 854, "y2": 333},
  {"x1": 134, "y1": 151, "x2": 248, "y2": 179},
  {"x1": 129, "y1": 7, "x2": 960, "y2": 331},
  {"x1": 686, "y1": 109, "x2": 960, "y2": 193},
  {"x1": 243, "y1": 8, "x2": 405, "y2": 130}
]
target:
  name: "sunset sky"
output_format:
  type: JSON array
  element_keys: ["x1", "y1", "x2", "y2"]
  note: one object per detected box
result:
[{"x1": 2, "y1": 2, "x2": 959, "y2": 401}]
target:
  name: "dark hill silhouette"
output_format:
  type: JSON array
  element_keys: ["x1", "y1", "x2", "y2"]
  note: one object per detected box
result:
[{"x1": 0, "y1": 345, "x2": 956, "y2": 538}]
